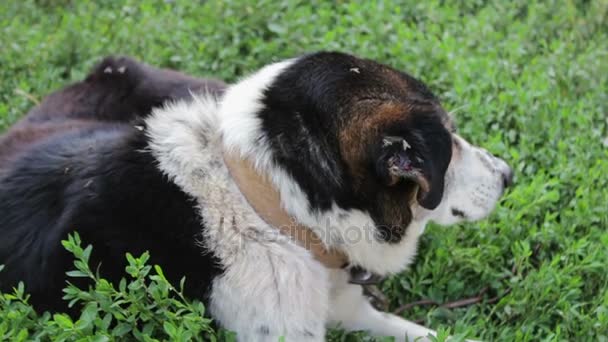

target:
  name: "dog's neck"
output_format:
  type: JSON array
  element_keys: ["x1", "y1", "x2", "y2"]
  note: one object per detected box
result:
[{"x1": 222, "y1": 152, "x2": 348, "y2": 269}]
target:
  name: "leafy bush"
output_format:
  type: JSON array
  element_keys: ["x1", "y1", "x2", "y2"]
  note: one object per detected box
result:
[
  {"x1": 0, "y1": 233, "x2": 229, "y2": 342},
  {"x1": 1, "y1": 236, "x2": 459, "y2": 342}
]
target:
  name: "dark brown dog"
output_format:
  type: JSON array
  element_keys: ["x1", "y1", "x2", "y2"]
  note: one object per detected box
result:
[{"x1": 0, "y1": 57, "x2": 225, "y2": 166}]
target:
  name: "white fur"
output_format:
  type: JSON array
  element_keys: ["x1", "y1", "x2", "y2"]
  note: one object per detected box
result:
[
  {"x1": 328, "y1": 269, "x2": 438, "y2": 341},
  {"x1": 425, "y1": 134, "x2": 510, "y2": 225},
  {"x1": 219, "y1": 59, "x2": 295, "y2": 165}
]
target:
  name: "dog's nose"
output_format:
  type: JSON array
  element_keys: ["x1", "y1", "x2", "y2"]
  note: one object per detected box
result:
[{"x1": 501, "y1": 166, "x2": 514, "y2": 188}]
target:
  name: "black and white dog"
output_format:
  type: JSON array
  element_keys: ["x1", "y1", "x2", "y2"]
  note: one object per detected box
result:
[{"x1": 0, "y1": 52, "x2": 513, "y2": 341}]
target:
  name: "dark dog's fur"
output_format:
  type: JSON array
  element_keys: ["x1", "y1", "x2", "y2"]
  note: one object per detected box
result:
[
  {"x1": 0, "y1": 57, "x2": 226, "y2": 313},
  {"x1": 0, "y1": 58, "x2": 224, "y2": 165}
]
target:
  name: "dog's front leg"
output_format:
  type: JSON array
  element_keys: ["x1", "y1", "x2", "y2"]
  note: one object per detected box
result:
[
  {"x1": 328, "y1": 269, "x2": 437, "y2": 341},
  {"x1": 207, "y1": 246, "x2": 330, "y2": 342}
]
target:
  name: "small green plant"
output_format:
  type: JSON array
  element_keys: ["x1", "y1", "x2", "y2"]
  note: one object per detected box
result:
[{"x1": 0, "y1": 233, "x2": 219, "y2": 341}]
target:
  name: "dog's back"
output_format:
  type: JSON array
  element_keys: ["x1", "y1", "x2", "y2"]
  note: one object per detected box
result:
[
  {"x1": 0, "y1": 57, "x2": 226, "y2": 313},
  {"x1": 0, "y1": 57, "x2": 225, "y2": 165}
]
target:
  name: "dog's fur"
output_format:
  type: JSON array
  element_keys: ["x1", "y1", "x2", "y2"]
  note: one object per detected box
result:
[{"x1": 0, "y1": 52, "x2": 512, "y2": 341}]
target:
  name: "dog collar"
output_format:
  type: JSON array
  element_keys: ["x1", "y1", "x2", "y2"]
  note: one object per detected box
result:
[{"x1": 222, "y1": 151, "x2": 349, "y2": 269}]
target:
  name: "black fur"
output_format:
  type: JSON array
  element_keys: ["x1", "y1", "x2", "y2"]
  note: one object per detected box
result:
[{"x1": 0, "y1": 57, "x2": 225, "y2": 314}]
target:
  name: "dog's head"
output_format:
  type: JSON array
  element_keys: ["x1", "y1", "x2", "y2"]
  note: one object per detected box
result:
[{"x1": 220, "y1": 52, "x2": 512, "y2": 273}]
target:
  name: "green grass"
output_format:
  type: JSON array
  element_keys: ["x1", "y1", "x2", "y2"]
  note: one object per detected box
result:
[{"x1": 1, "y1": 0, "x2": 607, "y2": 340}]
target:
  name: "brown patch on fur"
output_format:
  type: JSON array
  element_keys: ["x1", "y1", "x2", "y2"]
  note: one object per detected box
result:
[
  {"x1": 338, "y1": 99, "x2": 423, "y2": 242},
  {"x1": 339, "y1": 99, "x2": 440, "y2": 182},
  {"x1": 0, "y1": 120, "x2": 98, "y2": 165},
  {"x1": 337, "y1": 86, "x2": 447, "y2": 242},
  {"x1": 374, "y1": 189, "x2": 414, "y2": 243},
  {"x1": 339, "y1": 101, "x2": 409, "y2": 187},
  {"x1": 223, "y1": 152, "x2": 348, "y2": 268}
]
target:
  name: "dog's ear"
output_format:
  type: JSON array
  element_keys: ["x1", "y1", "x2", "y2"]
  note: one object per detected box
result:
[{"x1": 374, "y1": 133, "x2": 451, "y2": 210}]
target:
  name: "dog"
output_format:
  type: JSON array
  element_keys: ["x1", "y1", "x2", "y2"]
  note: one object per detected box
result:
[{"x1": 0, "y1": 52, "x2": 513, "y2": 341}]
